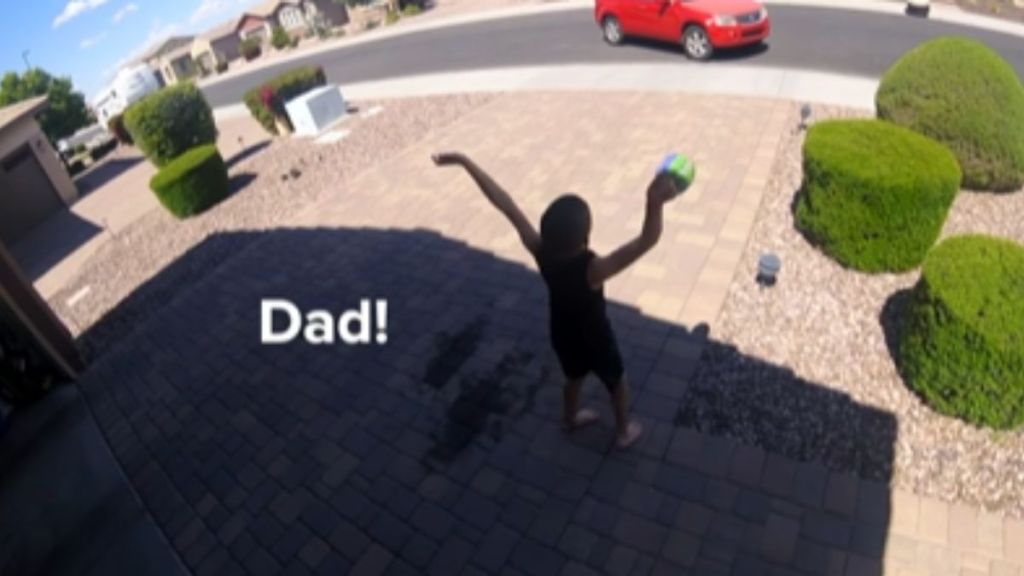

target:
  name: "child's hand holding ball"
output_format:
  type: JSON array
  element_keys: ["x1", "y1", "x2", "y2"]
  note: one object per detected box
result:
[
  {"x1": 657, "y1": 153, "x2": 696, "y2": 199},
  {"x1": 647, "y1": 172, "x2": 679, "y2": 205}
]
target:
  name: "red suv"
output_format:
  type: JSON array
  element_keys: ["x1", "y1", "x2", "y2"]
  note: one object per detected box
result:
[{"x1": 595, "y1": 0, "x2": 771, "y2": 60}]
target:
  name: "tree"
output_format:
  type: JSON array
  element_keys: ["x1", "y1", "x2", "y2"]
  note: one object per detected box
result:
[{"x1": 0, "y1": 68, "x2": 93, "y2": 143}]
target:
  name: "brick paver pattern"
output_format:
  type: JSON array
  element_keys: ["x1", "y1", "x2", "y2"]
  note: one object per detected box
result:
[{"x1": 81, "y1": 93, "x2": 1024, "y2": 576}]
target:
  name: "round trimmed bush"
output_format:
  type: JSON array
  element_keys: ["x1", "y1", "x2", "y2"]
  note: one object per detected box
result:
[
  {"x1": 876, "y1": 37, "x2": 1024, "y2": 192},
  {"x1": 125, "y1": 83, "x2": 218, "y2": 167},
  {"x1": 795, "y1": 119, "x2": 961, "y2": 272},
  {"x1": 899, "y1": 235, "x2": 1024, "y2": 429},
  {"x1": 149, "y1": 145, "x2": 229, "y2": 218}
]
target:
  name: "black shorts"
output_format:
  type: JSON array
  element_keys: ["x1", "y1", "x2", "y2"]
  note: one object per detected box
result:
[{"x1": 552, "y1": 332, "x2": 625, "y2": 393}]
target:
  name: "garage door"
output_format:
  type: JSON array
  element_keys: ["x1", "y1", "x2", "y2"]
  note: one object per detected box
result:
[{"x1": 0, "y1": 146, "x2": 65, "y2": 246}]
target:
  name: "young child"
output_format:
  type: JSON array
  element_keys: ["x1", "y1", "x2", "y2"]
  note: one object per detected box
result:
[{"x1": 432, "y1": 152, "x2": 678, "y2": 449}]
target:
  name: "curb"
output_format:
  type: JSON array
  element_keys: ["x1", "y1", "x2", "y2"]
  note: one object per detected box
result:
[{"x1": 213, "y1": 64, "x2": 879, "y2": 123}]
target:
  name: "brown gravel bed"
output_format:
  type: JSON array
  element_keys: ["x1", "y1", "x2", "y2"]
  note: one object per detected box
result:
[
  {"x1": 50, "y1": 94, "x2": 497, "y2": 359},
  {"x1": 934, "y1": 0, "x2": 1024, "y2": 22},
  {"x1": 685, "y1": 104, "x2": 1024, "y2": 517}
]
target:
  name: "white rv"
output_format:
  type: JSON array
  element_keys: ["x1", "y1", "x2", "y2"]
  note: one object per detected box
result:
[{"x1": 93, "y1": 64, "x2": 161, "y2": 127}]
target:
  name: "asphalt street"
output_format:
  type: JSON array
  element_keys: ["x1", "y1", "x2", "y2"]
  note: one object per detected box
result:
[{"x1": 201, "y1": 5, "x2": 1024, "y2": 108}]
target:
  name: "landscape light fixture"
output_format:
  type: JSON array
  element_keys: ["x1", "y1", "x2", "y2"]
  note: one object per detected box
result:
[
  {"x1": 799, "y1": 103, "x2": 812, "y2": 131},
  {"x1": 906, "y1": 0, "x2": 930, "y2": 17},
  {"x1": 757, "y1": 253, "x2": 782, "y2": 287}
]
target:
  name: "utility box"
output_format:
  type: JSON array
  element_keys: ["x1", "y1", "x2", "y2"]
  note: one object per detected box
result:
[{"x1": 284, "y1": 85, "x2": 347, "y2": 137}]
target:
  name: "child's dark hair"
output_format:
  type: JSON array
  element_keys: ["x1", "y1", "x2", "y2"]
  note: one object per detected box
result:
[{"x1": 540, "y1": 194, "x2": 591, "y2": 255}]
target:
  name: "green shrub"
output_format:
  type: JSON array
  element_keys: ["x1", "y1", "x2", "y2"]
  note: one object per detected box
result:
[
  {"x1": 243, "y1": 66, "x2": 327, "y2": 135},
  {"x1": 271, "y1": 25, "x2": 290, "y2": 50},
  {"x1": 402, "y1": 4, "x2": 422, "y2": 15},
  {"x1": 149, "y1": 144, "x2": 229, "y2": 218},
  {"x1": 876, "y1": 37, "x2": 1024, "y2": 192},
  {"x1": 899, "y1": 235, "x2": 1024, "y2": 429},
  {"x1": 365, "y1": 19, "x2": 380, "y2": 30},
  {"x1": 241, "y1": 37, "x2": 262, "y2": 61},
  {"x1": 796, "y1": 119, "x2": 961, "y2": 272},
  {"x1": 386, "y1": 10, "x2": 401, "y2": 24},
  {"x1": 107, "y1": 113, "x2": 133, "y2": 145},
  {"x1": 215, "y1": 61, "x2": 229, "y2": 74},
  {"x1": 124, "y1": 83, "x2": 217, "y2": 167},
  {"x1": 74, "y1": 143, "x2": 86, "y2": 154}
]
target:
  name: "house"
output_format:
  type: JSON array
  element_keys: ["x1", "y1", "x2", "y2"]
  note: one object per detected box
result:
[
  {"x1": 191, "y1": 20, "x2": 244, "y2": 75},
  {"x1": 0, "y1": 104, "x2": 84, "y2": 387},
  {"x1": 137, "y1": 36, "x2": 197, "y2": 86},
  {"x1": 0, "y1": 97, "x2": 79, "y2": 247},
  {"x1": 191, "y1": 0, "x2": 349, "y2": 69},
  {"x1": 242, "y1": 0, "x2": 350, "y2": 41}
]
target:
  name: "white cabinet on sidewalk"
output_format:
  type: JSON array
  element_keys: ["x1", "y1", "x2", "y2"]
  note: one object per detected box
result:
[{"x1": 284, "y1": 85, "x2": 347, "y2": 137}]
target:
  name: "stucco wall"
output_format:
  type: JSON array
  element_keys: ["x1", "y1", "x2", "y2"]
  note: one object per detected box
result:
[
  {"x1": 0, "y1": 117, "x2": 77, "y2": 207},
  {"x1": 311, "y1": 0, "x2": 350, "y2": 27},
  {"x1": 211, "y1": 35, "x2": 242, "y2": 62}
]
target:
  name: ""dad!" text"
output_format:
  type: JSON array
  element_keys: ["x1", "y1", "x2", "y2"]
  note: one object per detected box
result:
[{"x1": 261, "y1": 299, "x2": 389, "y2": 345}]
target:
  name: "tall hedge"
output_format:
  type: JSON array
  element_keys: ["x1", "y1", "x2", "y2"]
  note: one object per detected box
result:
[
  {"x1": 876, "y1": 37, "x2": 1024, "y2": 192},
  {"x1": 149, "y1": 144, "x2": 229, "y2": 218},
  {"x1": 243, "y1": 66, "x2": 327, "y2": 135},
  {"x1": 795, "y1": 119, "x2": 961, "y2": 273},
  {"x1": 124, "y1": 83, "x2": 218, "y2": 167},
  {"x1": 899, "y1": 235, "x2": 1024, "y2": 429}
]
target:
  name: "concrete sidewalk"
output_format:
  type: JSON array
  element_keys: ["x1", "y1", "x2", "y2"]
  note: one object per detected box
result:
[
  {"x1": 324, "y1": 64, "x2": 876, "y2": 110},
  {"x1": 213, "y1": 65, "x2": 878, "y2": 124}
]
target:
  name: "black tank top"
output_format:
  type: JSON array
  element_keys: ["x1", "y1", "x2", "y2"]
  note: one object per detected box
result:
[{"x1": 536, "y1": 249, "x2": 614, "y2": 349}]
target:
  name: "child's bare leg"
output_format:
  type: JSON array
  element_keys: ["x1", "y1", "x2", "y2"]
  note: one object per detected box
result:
[
  {"x1": 611, "y1": 377, "x2": 642, "y2": 448},
  {"x1": 563, "y1": 379, "x2": 598, "y2": 431}
]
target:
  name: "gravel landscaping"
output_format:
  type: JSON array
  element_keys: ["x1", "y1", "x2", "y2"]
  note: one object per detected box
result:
[
  {"x1": 935, "y1": 0, "x2": 1024, "y2": 22},
  {"x1": 686, "y1": 104, "x2": 1024, "y2": 518},
  {"x1": 49, "y1": 93, "x2": 497, "y2": 359}
]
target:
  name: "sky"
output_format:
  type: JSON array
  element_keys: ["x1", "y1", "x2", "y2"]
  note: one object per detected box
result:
[{"x1": 0, "y1": 0, "x2": 263, "y2": 102}]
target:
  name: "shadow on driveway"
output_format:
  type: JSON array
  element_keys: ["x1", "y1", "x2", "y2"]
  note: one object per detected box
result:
[
  {"x1": 28, "y1": 227, "x2": 897, "y2": 575},
  {"x1": 74, "y1": 153, "x2": 146, "y2": 199}
]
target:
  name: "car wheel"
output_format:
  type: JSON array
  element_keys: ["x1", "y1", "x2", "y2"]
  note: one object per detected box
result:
[
  {"x1": 682, "y1": 25, "x2": 713, "y2": 60},
  {"x1": 603, "y1": 16, "x2": 624, "y2": 45}
]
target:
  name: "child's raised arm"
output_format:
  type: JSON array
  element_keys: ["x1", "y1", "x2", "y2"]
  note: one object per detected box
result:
[
  {"x1": 586, "y1": 172, "x2": 677, "y2": 289},
  {"x1": 432, "y1": 152, "x2": 542, "y2": 256}
]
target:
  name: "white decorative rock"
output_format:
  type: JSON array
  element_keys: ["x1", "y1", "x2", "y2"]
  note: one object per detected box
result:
[{"x1": 284, "y1": 85, "x2": 347, "y2": 137}]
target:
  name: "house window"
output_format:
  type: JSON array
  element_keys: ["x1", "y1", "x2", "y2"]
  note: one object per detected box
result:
[{"x1": 279, "y1": 6, "x2": 305, "y2": 30}]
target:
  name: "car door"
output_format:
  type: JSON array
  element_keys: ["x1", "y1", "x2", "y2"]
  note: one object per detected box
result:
[
  {"x1": 613, "y1": 0, "x2": 647, "y2": 36},
  {"x1": 633, "y1": 0, "x2": 684, "y2": 41}
]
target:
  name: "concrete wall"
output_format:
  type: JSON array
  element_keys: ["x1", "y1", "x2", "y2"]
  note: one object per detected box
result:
[{"x1": 0, "y1": 118, "x2": 77, "y2": 207}]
